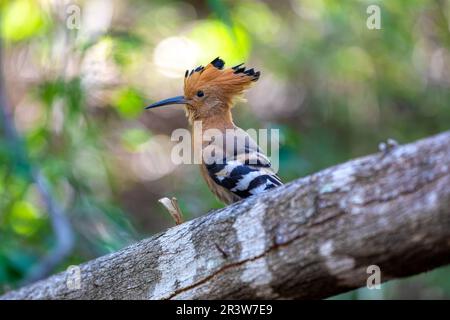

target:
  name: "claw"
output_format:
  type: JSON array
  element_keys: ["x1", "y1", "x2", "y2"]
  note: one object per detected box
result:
[{"x1": 378, "y1": 138, "x2": 399, "y2": 153}]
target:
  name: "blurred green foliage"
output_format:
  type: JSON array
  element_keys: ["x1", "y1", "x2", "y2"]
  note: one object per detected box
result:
[
  {"x1": 1, "y1": 0, "x2": 50, "y2": 42},
  {"x1": 0, "y1": 0, "x2": 449, "y2": 298}
]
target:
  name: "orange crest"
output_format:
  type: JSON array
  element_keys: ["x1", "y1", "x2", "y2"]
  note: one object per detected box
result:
[{"x1": 183, "y1": 57, "x2": 260, "y2": 101}]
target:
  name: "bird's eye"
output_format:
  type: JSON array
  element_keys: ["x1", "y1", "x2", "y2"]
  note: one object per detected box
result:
[{"x1": 196, "y1": 90, "x2": 204, "y2": 98}]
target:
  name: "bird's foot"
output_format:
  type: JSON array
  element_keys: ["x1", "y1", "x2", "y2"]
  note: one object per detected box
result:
[{"x1": 378, "y1": 138, "x2": 399, "y2": 154}]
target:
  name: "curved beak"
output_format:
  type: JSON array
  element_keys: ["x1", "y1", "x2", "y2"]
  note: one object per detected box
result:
[{"x1": 145, "y1": 95, "x2": 187, "y2": 109}]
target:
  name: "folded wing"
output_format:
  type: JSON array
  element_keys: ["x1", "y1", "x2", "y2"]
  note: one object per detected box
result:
[{"x1": 202, "y1": 128, "x2": 282, "y2": 202}]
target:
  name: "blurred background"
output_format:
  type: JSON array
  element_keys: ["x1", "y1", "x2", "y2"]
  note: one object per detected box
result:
[{"x1": 0, "y1": 0, "x2": 449, "y2": 299}]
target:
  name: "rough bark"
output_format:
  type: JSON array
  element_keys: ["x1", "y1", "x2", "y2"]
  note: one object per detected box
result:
[{"x1": 2, "y1": 131, "x2": 450, "y2": 300}]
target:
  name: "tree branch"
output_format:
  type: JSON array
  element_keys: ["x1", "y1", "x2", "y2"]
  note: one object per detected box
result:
[{"x1": 2, "y1": 131, "x2": 450, "y2": 300}]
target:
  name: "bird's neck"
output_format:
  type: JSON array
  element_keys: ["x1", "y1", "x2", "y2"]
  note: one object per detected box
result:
[
  {"x1": 196, "y1": 109, "x2": 235, "y2": 132},
  {"x1": 192, "y1": 110, "x2": 236, "y2": 152}
]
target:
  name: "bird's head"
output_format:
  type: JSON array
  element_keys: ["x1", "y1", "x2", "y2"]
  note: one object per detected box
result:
[{"x1": 145, "y1": 57, "x2": 260, "y2": 123}]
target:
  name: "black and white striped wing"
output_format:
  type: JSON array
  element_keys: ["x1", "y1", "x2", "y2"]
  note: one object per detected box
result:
[{"x1": 205, "y1": 154, "x2": 282, "y2": 199}]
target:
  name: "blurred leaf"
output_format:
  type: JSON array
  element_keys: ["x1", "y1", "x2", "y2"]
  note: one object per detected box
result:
[
  {"x1": 0, "y1": 255, "x2": 8, "y2": 283},
  {"x1": 234, "y1": 2, "x2": 281, "y2": 43},
  {"x1": 189, "y1": 19, "x2": 251, "y2": 65},
  {"x1": 1, "y1": 0, "x2": 48, "y2": 42},
  {"x1": 64, "y1": 78, "x2": 84, "y2": 117},
  {"x1": 207, "y1": 0, "x2": 233, "y2": 28},
  {"x1": 36, "y1": 79, "x2": 65, "y2": 107},
  {"x1": 25, "y1": 128, "x2": 49, "y2": 159},
  {"x1": 35, "y1": 77, "x2": 83, "y2": 120},
  {"x1": 108, "y1": 32, "x2": 144, "y2": 67},
  {"x1": 121, "y1": 128, "x2": 151, "y2": 152},
  {"x1": 112, "y1": 87, "x2": 144, "y2": 119},
  {"x1": 9, "y1": 200, "x2": 42, "y2": 236},
  {"x1": 4, "y1": 248, "x2": 36, "y2": 274}
]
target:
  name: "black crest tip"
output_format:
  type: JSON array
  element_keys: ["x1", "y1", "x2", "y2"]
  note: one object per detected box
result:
[
  {"x1": 233, "y1": 66, "x2": 246, "y2": 74},
  {"x1": 211, "y1": 57, "x2": 225, "y2": 69},
  {"x1": 244, "y1": 68, "x2": 255, "y2": 76},
  {"x1": 232, "y1": 63, "x2": 244, "y2": 70},
  {"x1": 184, "y1": 70, "x2": 189, "y2": 78}
]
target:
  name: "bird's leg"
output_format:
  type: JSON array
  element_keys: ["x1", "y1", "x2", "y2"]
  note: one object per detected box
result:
[
  {"x1": 158, "y1": 197, "x2": 184, "y2": 225},
  {"x1": 378, "y1": 138, "x2": 399, "y2": 154}
]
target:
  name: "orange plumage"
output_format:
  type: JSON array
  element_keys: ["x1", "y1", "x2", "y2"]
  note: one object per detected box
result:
[
  {"x1": 146, "y1": 57, "x2": 281, "y2": 205},
  {"x1": 182, "y1": 58, "x2": 259, "y2": 126}
]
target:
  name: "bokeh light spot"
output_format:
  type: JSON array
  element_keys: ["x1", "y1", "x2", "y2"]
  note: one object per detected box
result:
[
  {"x1": 153, "y1": 37, "x2": 200, "y2": 78},
  {"x1": 1, "y1": 0, "x2": 47, "y2": 42},
  {"x1": 189, "y1": 20, "x2": 251, "y2": 66}
]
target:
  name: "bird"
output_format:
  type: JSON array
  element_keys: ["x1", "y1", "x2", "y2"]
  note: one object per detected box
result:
[{"x1": 145, "y1": 57, "x2": 282, "y2": 205}]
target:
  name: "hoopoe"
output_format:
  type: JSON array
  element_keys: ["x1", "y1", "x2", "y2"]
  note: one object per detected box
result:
[{"x1": 146, "y1": 57, "x2": 282, "y2": 205}]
